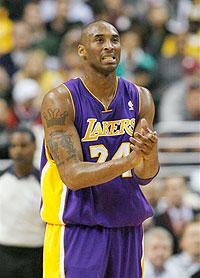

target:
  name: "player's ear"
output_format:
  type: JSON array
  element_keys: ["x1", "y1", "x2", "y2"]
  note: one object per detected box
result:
[{"x1": 78, "y1": 44, "x2": 87, "y2": 60}]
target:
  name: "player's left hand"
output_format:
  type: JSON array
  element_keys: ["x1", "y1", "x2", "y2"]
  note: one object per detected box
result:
[{"x1": 129, "y1": 118, "x2": 158, "y2": 157}]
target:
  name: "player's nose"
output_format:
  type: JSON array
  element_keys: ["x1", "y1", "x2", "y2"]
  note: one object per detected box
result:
[{"x1": 103, "y1": 39, "x2": 113, "y2": 50}]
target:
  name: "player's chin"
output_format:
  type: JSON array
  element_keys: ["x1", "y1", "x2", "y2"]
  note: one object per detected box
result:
[{"x1": 101, "y1": 64, "x2": 118, "y2": 74}]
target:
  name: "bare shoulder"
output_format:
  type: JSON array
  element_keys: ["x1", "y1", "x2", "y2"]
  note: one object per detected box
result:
[
  {"x1": 136, "y1": 85, "x2": 154, "y2": 108},
  {"x1": 136, "y1": 85, "x2": 153, "y2": 104},
  {"x1": 41, "y1": 83, "x2": 74, "y2": 126},
  {"x1": 135, "y1": 85, "x2": 155, "y2": 122},
  {"x1": 42, "y1": 84, "x2": 73, "y2": 110}
]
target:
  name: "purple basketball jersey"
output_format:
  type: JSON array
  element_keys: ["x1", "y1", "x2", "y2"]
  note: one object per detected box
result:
[{"x1": 61, "y1": 77, "x2": 153, "y2": 227}]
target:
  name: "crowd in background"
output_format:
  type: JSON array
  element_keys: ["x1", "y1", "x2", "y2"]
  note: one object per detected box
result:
[{"x1": 0, "y1": 0, "x2": 199, "y2": 277}]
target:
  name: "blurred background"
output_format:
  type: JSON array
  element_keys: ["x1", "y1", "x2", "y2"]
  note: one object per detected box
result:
[{"x1": 0, "y1": 0, "x2": 199, "y2": 277}]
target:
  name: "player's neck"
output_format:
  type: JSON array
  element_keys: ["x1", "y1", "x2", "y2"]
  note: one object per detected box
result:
[{"x1": 81, "y1": 71, "x2": 117, "y2": 99}]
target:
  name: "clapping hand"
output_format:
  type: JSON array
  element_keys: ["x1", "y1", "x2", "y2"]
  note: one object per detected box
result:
[{"x1": 130, "y1": 118, "x2": 158, "y2": 158}]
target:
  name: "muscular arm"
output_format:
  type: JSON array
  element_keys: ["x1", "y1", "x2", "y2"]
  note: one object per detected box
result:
[
  {"x1": 41, "y1": 85, "x2": 141, "y2": 190},
  {"x1": 132, "y1": 87, "x2": 159, "y2": 179}
]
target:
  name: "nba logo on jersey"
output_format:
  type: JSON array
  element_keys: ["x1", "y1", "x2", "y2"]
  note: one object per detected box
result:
[{"x1": 128, "y1": 100, "x2": 134, "y2": 111}]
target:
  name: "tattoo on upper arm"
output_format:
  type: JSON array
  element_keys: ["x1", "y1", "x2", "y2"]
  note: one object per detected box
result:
[
  {"x1": 47, "y1": 131, "x2": 78, "y2": 166},
  {"x1": 42, "y1": 109, "x2": 68, "y2": 127}
]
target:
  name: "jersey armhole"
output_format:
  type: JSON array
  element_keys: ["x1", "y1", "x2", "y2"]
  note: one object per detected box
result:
[
  {"x1": 134, "y1": 84, "x2": 141, "y2": 115},
  {"x1": 44, "y1": 140, "x2": 55, "y2": 164},
  {"x1": 62, "y1": 83, "x2": 76, "y2": 122}
]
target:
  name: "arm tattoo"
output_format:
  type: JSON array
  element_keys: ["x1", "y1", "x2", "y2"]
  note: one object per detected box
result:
[
  {"x1": 42, "y1": 109, "x2": 68, "y2": 127},
  {"x1": 48, "y1": 131, "x2": 78, "y2": 166},
  {"x1": 47, "y1": 140, "x2": 60, "y2": 162}
]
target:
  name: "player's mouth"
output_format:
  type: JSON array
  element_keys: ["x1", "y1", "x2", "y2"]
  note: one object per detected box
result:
[{"x1": 101, "y1": 55, "x2": 117, "y2": 64}]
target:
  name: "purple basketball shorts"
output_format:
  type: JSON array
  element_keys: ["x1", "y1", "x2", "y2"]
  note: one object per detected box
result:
[{"x1": 64, "y1": 224, "x2": 143, "y2": 278}]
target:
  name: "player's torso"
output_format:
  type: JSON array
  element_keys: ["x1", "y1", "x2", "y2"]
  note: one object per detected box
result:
[
  {"x1": 69, "y1": 78, "x2": 138, "y2": 167},
  {"x1": 60, "y1": 77, "x2": 152, "y2": 227},
  {"x1": 40, "y1": 78, "x2": 152, "y2": 227}
]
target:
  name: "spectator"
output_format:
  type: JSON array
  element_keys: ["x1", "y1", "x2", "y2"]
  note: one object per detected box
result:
[
  {"x1": 0, "y1": 126, "x2": 45, "y2": 277},
  {"x1": 118, "y1": 30, "x2": 156, "y2": 83},
  {"x1": 14, "y1": 48, "x2": 64, "y2": 95},
  {"x1": 59, "y1": 25, "x2": 83, "y2": 79},
  {"x1": 44, "y1": 0, "x2": 82, "y2": 56},
  {"x1": 11, "y1": 78, "x2": 42, "y2": 127},
  {"x1": 159, "y1": 57, "x2": 200, "y2": 122},
  {"x1": 0, "y1": 20, "x2": 32, "y2": 78},
  {"x1": 185, "y1": 81, "x2": 200, "y2": 121},
  {"x1": 143, "y1": 1, "x2": 169, "y2": 58},
  {"x1": 144, "y1": 227, "x2": 185, "y2": 278},
  {"x1": 23, "y1": 2, "x2": 46, "y2": 45},
  {"x1": 168, "y1": 220, "x2": 200, "y2": 277},
  {"x1": 154, "y1": 176, "x2": 194, "y2": 253},
  {"x1": 156, "y1": 32, "x2": 188, "y2": 93}
]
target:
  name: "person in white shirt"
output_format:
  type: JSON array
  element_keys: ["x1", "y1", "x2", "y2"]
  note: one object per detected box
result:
[
  {"x1": 0, "y1": 127, "x2": 45, "y2": 278},
  {"x1": 144, "y1": 227, "x2": 186, "y2": 278},
  {"x1": 168, "y1": 220, "x2": 200, "y2": 277}
]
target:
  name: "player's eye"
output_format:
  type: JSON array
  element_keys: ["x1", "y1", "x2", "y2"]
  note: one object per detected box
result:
[
  {"x1": 95, "y1": 37, "x2": 104, "y2": 43},
  {"x1": 112, "y1": 37, "x2": 119, "y2": 43}
]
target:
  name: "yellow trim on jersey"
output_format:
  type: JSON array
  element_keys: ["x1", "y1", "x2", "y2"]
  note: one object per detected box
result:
[
  {"x1": 138, "y1": 88, "x2": 141, "y2": 115},
  {"x1": 40, "y1": 145, "x2": 68, "y2": 225},
  {"x1": 134, "y1": 84, "x2": 141, "y2": 115},
  {"x1": 44, "y1": 142, "x2": 53, "y2": 162},
  {"x1": 102, "y1": 109, "x2": 113, "y2": 113},
  {"x1": 40, "y1": 160, "x2": 50, "y2": 219},
  {"x1": 59, "y1": 184, "x2": 68, "y2": 225},
  {"x1": 141, "y1": 226, "x2": 144, "y2": 278},
  {"x1": 62, "y1": 83, "x2": 76, "y2": 121},
  {"x1": 43, "y1": 224, "x2": 65, "y2": 278},
  {"x1": 80, "y1": 77, "x2": 119, "y2": 112}
]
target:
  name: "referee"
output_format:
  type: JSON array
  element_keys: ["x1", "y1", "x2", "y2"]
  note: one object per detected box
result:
[{"x1": 0, "y1": 127, "x2": 45, "y2": 278}]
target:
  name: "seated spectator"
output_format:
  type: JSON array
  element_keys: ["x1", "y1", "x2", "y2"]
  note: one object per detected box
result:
[
  {"x1": 14, "y1": 49, "x2": 64, "y2": 95},
  {"x1": 154, "y1": 176, "x2": 194, "y2": 253},
  {"x1": 23, "y1": 2, "x2": 46, "y2": 46},
  {"x1": 168, "y1": 220, "x2": 200, "y2": 277},
  {"x1": 0, "y1": 127, "x2": 45, "y2": 277},
  {"x1": 58, "y1": 25, "x2": 83, "y2": 79},
  {"x1": 159, "y1": 56, "x2": 200, "y2": 122},
  {"x1": 43, "y1": 0, "x2": 82, "y2": 56},
  {"x1": 144, "y1": 227, "x2": 185, "y2": 278},
  {"x1": 99, "y1": 0, "x2": 133, "y2": 32},
  {"x1": 118, "y1": 30, "x2": 156, "y2": 84},
  {"x1": 185, "y1": 81, "x2": 200, "y2": 121},
  {"x1": 143, "y1": 1, "x2": 169, "y2": 59},
  {"x1": 11, "y1": 78, "x2": 42, "y2": 127},
  {"x1": 0, "y1": 20, "x2": 31, "y2": 78},
  {"x1": 157, "y1": 32, "x2": 187, "y2": 92}
]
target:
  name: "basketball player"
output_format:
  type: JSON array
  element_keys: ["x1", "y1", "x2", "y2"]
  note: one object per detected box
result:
[{"x1": 40, "y1": 20, "x2": 159, "y2": 278}]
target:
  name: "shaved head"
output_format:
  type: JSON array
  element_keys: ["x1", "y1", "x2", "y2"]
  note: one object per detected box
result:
[
  {"x1": 78, "y1": 20, "x2": 121, "y2": 76},
  {"x1": 80, "y1": 20, "x2": 119, "y2": 45}
]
